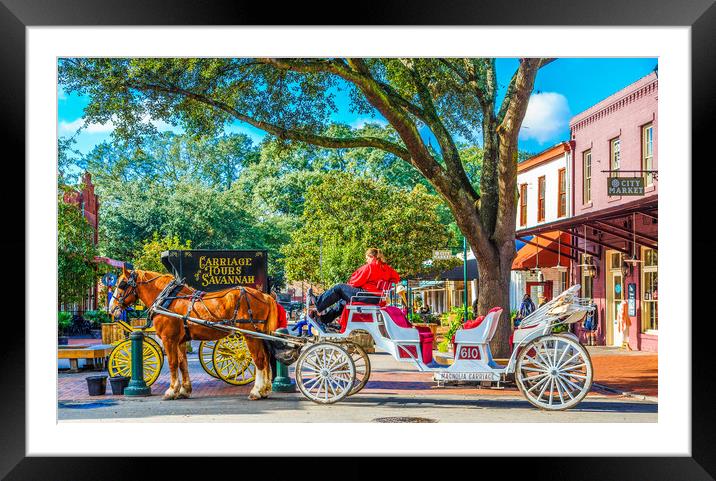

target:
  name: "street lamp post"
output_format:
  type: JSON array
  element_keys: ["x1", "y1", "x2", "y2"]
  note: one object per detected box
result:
[
  {"x1": 124, "y1": 331, "x2": 151, "y2": 397},
  {"x1": 463, "y1": 236, "x2": 468, "y2": 322}
]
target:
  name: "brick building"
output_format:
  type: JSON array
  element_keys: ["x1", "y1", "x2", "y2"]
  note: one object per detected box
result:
[
  {"x1": 61, "y1": 172, "x2": 100, "y2": 312},
  {"x1": 515, "y1": 73, "x2": 658, "y2": 352}
]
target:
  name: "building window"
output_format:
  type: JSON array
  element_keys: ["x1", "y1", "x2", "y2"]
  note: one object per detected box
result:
[
  {"x1": 641, "y1": 248, "x2": 658, "y2": 333},
  {"x1": 642, "y1": 123, "x2": 654, "y2": 185},
  {"x1": 580, "y1": 253, "x2": 594, "y2": 299},
  {"x1": 537, "y1": 176, "x2": 546, "y2": 222},
  {"x1": 519, "y1": 183, "x2": 527, "y2": 226},
  {"x1": 557, "y1": 168, "x2": 567, "y2": 218},
  {"x1": 610, "y1": 252, "x2": 623, "y2": 269},
  {"x1": 610, "y1": 138, "x2": 621, "y2": 172},
  {"x1": 583, "y1": 150, "x2": 591, "y2": 204}
]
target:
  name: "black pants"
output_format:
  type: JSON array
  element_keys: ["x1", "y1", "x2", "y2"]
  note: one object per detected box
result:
[{"x1": 315, "y1": 283, "x2": 379, "y2": 324}]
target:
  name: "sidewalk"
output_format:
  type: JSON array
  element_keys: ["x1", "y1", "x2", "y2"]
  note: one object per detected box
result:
[
  {"x1": 588, "y1": 346, "x2": 658, "y2": 398},
  {"x1": 57, "y1": 339, "x2": 657, "y2": 402}
]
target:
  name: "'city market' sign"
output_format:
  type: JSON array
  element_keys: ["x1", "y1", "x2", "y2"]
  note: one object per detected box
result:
[
  {"x1": 607, "y1": 177, "x2": 645, "y2": 196},
  {"x1": 433, "y1": 250, "x2": 453, "y2": 261}
]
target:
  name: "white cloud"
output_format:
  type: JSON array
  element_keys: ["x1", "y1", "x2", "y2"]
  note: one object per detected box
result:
[
  {"x1": 58, "y1": 118, "x2": 115, "y2": 134},
  {"x1": 519, "y1": 92, "x2": 571, "y2": 144},
  {"x1": 350, "y1": 117, "x2": 387, "y2": 129}
]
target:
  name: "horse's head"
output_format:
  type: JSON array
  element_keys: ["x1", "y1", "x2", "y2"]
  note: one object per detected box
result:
[{"x1": 109, "y1": 263, "x2": 140, "y2": 319}]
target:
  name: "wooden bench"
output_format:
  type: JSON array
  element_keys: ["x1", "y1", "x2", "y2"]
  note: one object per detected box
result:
[{"x1": 58, "y1": 344, "x2": 114, "y2": 373}]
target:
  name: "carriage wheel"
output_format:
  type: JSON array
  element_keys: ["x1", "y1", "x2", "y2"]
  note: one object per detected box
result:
[
  {"x1": 515, "y1": 335, "x2": 593, "y2": 411},
  {"x1": 107, "y1": 338, "x2": 163, "y2": 386},
  {"x1": 198, "y1": 341, "x2": 219, "y2": 379},
  {"x1": 212, "y1": 334, "x2": 256, "y2": 386},
  {"x1": 296, "y1": 343, "x2": 356, "y2": 404},
  {"x1": 344, "y1": 342, "x2": 371, "y2": 396}
]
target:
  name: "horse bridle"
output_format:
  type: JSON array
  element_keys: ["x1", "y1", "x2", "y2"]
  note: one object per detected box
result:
[{"x1": 110, "y1": 270, "x2": 140, "y2": 317}]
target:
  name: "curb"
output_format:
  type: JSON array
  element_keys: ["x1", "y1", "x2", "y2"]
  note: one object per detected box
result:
[{"x1": 592, "y1": 382, "x2": 658, "y2": 403}]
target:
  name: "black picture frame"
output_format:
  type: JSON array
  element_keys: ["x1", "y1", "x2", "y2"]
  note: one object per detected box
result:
[{"x1": 3, "y1": 0, "x2": 713, "y2": 478}]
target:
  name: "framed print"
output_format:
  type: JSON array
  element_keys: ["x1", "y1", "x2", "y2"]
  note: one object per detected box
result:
[{"x1": 3, "y1": 0, "x2": 714, "y2": 478}]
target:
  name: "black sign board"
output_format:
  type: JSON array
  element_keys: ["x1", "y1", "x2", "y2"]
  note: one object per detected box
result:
[
  {"x1": 627, "y1": 283, "x2": 637, "y2": 316},
  {"x1": 607, "y1": 177, "x2": 645, "y2": 196},
  {"x1": 161, "y1": 250, "x2": 268, "y2": 293}
]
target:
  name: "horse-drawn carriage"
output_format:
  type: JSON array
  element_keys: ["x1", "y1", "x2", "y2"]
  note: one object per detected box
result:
[
  {"x1": 291, "y1": 284, "x2": 595, "y2": 410},
  {"x1": 110, "y1": 255, "x2": 595, "y2": 410}
]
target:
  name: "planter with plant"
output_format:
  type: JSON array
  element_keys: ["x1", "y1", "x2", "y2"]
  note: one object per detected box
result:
[
  {"x1": 436, "y1": 305, "x2": 474, "y2": 353},
  {"x1": 83, "y1": 310, "x2": 111, "y2": 339},
  {"x1": 410, "y1": 312, "x2": 440, "y2": 338},
  {"x1": 58, "y1": 311, "x2": 72, "y2": 344}
]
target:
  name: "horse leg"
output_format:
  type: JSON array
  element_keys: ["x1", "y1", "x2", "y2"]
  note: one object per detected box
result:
[
  {"x1": 177, "y1": 341, "x2": 192, "y2": 399},
  {"x1": 162, "y1": 337, "x2": 182, "y2": 400},
  {"x1": 245, "y1": 338, "x2": 272, "y2": 400}
]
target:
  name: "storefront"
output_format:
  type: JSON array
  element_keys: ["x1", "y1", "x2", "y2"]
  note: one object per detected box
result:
[{"x1": 515, "y1": 196, "x2": 658, "y2": 352}]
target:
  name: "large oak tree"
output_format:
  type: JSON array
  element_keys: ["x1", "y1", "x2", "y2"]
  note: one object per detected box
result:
[{"x1": 59, "y1": 57, "x2": 552, "y2": 356}]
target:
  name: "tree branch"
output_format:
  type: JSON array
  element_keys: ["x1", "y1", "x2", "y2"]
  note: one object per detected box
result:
[{"x1": 135, "y1": 82, "x2": 413, "y2": 162}]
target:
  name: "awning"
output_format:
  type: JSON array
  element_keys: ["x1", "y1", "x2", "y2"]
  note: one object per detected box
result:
[
  {"x1": 93, "y1": 256, "x2": 126, "y2": 268},
  {"x1": 512, "y1": 231, "x2": 573, "y2": 270},
  {"x1": 439, "y1": 258, "x2": 479, "y2": 281}
]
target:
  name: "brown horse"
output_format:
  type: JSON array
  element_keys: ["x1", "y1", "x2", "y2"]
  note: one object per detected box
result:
[{"x1": 109, "y1": 266, "x2": 278, "y2": 400}]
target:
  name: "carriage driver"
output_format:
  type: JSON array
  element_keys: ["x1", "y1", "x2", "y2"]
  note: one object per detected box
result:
[{"x1": 308, "y1": 248, "x2": 401, "y2": 330}]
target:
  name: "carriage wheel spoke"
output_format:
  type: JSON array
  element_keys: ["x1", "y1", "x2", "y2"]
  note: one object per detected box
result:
[
  {"x1": 560, "y1": 362, "x2": 586, "y2": 372},
  {"x1": 555, "y1": 376, "x2": 575, "y2": 400}
]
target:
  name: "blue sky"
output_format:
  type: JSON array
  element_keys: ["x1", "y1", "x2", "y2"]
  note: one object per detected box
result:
[{"x1": 58, "y1": 57, "x2": 657, "y2": 156}]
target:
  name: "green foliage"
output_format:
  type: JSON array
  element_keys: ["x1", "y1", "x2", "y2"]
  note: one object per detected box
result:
[
  {"x1": 281, "y1": 172, "x2": 453, "y2": 285},
  {"x1": 58, "y1": 196, "x2": 100, "y2": 305},
  {"x1": 437, "y1": 305, "x2": 474, "y2": 352},
  {"x1": 58, "y1": 311, "x2": 73, "y2": 332},
  {"x1": 83, "y1": 310, "x2": 112, "y2": 327},
  {"x1": 132, "y1": 233, "x2": 192, "y2": 273},
  {"x1": 551, "y1": 323, "x2": 568, "y2": 334}
]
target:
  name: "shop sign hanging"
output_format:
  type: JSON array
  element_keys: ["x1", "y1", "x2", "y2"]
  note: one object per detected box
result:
[
  {"x1": 607, "y1": 177, "x2": 645, "y2": 196},
  {"x1": 433, "y1": 250, "x2": 453, "y2": 261},
  {"x1": 628, "y1": 283, "x2": 637, "y2": 316}
]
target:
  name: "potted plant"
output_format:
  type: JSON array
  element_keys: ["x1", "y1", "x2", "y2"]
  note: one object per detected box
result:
[
  {"x1": 58, "y1": 311, "x2": 72, "y2": 345},
  {"x1": 436, "y1": 305, "x2": 474, "y2": 353}
]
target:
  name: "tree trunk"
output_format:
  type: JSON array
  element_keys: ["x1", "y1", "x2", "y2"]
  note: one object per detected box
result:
[{"x1": 474, "y1": 246, "x2": 515, "y2": 358}]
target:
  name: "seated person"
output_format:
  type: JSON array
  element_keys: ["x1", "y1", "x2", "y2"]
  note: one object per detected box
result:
[{"x1": 309, "y1": 248, "x2": 400, "y2": 328}]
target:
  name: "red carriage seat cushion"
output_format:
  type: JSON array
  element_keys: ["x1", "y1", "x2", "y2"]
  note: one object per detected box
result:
[{"x1": 383, "y1": 306, "x2": 433, "y2": 363}]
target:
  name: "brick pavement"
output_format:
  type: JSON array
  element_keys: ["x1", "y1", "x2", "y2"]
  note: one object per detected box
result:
[{"x1": 58, "y1": 340, "x2": 657, "y2": 401}]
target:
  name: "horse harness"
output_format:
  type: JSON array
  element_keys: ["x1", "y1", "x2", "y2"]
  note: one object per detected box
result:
[{"x1": 141, "y1": 276, "x2": 269, "y2": 342}]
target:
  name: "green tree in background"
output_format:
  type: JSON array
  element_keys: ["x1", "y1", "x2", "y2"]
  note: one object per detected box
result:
[
  {"x1": 282, "y1": 172, "x2": 452, "y2": 286},
  {"x1": 59, "y1": 57, "x2": 550, "y2": 355},
  {"x1": 58, "y1": 196, "x2": 99, "y2": 306},
  {"x1": 132, "y1": 233, "x2": 192, "y2": 273}
]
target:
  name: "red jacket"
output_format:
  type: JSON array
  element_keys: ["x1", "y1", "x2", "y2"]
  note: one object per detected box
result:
[
  {"x1": 348, "y1": 260, "x2": 400, "y2": 294},
  {"x1": 277, "y1": 303, "x2": 288, "y2": 329}
]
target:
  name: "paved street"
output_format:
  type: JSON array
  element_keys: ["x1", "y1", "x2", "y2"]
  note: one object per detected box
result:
[{"x1": 58, "y1": 342, "x2": 657, "y2": 423}]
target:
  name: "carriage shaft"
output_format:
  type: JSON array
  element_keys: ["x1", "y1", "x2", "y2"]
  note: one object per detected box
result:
[{"x1": 151, "y1": 307, "x2": 306, "y2": 346}]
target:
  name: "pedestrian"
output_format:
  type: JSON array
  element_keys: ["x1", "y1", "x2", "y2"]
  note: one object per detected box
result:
[
  {"x1": 582, "y1": 305, "x2": 598, "y2": 346},
  {"x1": 519, "y1": 293, "x2": 536, "y2": 319},
  {"x1": 308, "y1": 247, "x2": 400, "y2": 329}
]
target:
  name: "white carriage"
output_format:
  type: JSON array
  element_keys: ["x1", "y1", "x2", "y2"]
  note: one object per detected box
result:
[{"x1": 293, "y1": 284, "x2": 595, "y2": 410}]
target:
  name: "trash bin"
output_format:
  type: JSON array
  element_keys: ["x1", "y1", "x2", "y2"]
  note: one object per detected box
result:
[
  {"x1": 109, "y1": 376, "x2": 130, "y2": 395},
  {"x1": 86, "y1": 375, "x2": 107, "y2": 396}
]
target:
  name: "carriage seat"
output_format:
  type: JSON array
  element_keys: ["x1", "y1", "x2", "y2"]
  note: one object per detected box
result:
[
  {"x1": 382, "y1": 306, "x2": 433, "y2": 364},
  {"x1": 454, "y1": 307, "x2": 503, "y2": 345}
]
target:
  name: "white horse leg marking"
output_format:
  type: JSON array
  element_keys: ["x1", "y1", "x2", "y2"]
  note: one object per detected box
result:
[
  {"x1": 259, "y1": 363, "x2": 273, "y2": 398},
  {"x1": 249, "y1": 369, "x2": 263, "y2": 400}
]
